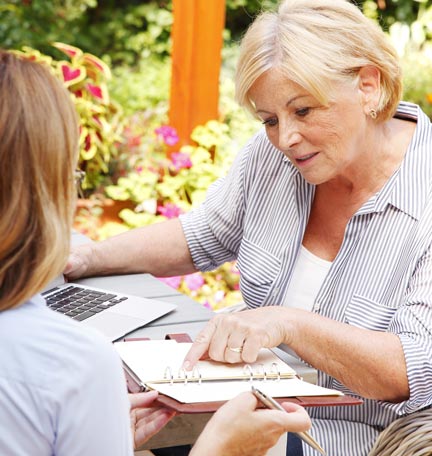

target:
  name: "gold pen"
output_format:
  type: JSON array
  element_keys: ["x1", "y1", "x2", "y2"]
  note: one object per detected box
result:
[{"x1": 251, "y1": 385, "x2": 326, "y2": 456}]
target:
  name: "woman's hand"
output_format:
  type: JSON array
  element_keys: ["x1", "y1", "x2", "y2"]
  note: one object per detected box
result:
[
  {"x1": 129, "y1": 391, "x2": 176, "y2": 449},
  {"x1": 190, "y1": 391, "x2": 311, "y2": 456},
  {"x1": 183, "y1": 307, "x2": 294, "y2": 370},
  {"x1": 63, "y1": 244, "x2": 94, "y2": 280}
]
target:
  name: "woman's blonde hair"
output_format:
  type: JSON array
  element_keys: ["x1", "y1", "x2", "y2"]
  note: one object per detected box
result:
[
  {"x1": 0, "y1": 51, "x2": 79, "y2": 311},
  {"x1": 235, "y1": 0, "x2": 402, "y2": 121}
]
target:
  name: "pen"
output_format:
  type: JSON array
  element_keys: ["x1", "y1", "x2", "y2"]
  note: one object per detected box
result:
[{"x1": 251, "y1": 385, "x2": 326, "y2": 456}]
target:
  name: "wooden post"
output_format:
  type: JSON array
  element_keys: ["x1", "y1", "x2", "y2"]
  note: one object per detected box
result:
[{"x1": 169, "y1": 0, "x2": 226, "y2": 149}]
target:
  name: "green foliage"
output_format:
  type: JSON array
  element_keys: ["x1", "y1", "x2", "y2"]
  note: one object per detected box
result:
[
  {"x1": 15, "y1": 43, "x2": 125, "y2": 189},
  {"x1": 108, "y1": 57, "x2": 171, "y2": 115},
  {"x1": 361, "y1": 0, "x2": 432, "y2": 29},
  {"x1": 0, "y1": 0, "x2": 96, "y2": 56},
  {"x1": 0, "y1": 1, "x2": 172, "y2": 66},
  {"x1": 81, "y1": 2, "x2": 173, "y2": 65},
  {"x1": 401, "y1": 53, "x2": 432, "y2": 118}
]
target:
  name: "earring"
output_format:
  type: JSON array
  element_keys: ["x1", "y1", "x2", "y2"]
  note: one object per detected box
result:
[{"x1": 369, "y1": 108, "x2": 377, "y2": 120}]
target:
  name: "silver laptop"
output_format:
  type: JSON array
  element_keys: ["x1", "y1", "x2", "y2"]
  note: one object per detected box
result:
[{"x1": 42, "y1": 276, "x2": 177, "y2": 341}]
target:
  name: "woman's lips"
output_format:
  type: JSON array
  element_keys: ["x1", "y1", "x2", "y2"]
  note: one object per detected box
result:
[{"x1": 295, "y1": 152, "x2": 318, "y2": 166}]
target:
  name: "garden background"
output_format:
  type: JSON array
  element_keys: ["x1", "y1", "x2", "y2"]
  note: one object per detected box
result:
[{"x1": 2, "y1": 0, "x2": 432, "y2": 310}]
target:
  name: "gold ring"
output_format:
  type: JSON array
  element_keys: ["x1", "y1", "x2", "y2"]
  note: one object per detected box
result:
[{"x1": 228, "y1": 346, "x2": 243, "y2": 353}]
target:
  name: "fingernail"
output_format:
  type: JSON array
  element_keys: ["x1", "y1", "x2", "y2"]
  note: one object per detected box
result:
[{"x1": 183, "y1": 360, "x2": 191, "y2": 371}]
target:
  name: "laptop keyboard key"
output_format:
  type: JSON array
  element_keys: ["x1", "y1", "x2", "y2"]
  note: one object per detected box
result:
[{"x1": 73, "y1": 310, "x2": 97, "y2": 321}]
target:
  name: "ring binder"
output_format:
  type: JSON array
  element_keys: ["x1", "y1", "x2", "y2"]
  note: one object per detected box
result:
[
  {"x1": 177, "y1": 368, "x2": 188, "y2": 385},
  {"x1": 243, "y1": 364, "x2": 254, "y2": 381},
  {"x1": 117, "y1": 334, "x2": 363, "y2": 413},
  {"x1": 270, "y1": 362, "x2": 281, "y2": 381},
  {"x1": 192, "y1": 366, "x2": 202, "y2": 385},
  {"x1": 164, "y1": 366, "x2": 174, "y2": 385},
  {"x1": 256, "y1": 363, "x2": 267, "y2": 381}
]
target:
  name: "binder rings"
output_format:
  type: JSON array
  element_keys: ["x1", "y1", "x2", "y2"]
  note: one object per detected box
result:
[{"x1": 116, "y1": 333, "x2": 363, "y2": 413}]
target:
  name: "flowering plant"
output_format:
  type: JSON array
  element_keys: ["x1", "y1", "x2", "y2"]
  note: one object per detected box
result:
[
  {"x1": 102, "y1": 118, "x2": 243, "y2": 310},
  {"x1": 15, "y1": 43, "x2": 124, "y2": 189}
]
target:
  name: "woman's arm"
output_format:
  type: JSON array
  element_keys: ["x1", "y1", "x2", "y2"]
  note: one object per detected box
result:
[{"x1": 65, "y1": 218, "x2": 196, "y2": 279}]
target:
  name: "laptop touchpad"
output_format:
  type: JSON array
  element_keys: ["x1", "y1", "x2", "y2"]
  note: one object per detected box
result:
[
  {"x1": 81, "y1": 312, "x2": 140, "y2": 339},
  {"x1": 108, "y1": 299, "x2": 173, "y2": 319}
]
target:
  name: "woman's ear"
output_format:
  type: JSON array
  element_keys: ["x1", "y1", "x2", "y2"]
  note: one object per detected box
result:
[{"x1": 358, "y1": 65, "x2": 381, "y2": 114}]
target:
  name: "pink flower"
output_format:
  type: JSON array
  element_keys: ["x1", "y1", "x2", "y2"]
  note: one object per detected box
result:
[
  {"x1": 171, "y1": 152, "x2": 192, "y2": 171},
  {"x1": 184, "y1": 273, "x2": 205, "y2": 291},
  {"x1": 155, "y1": 125, "x2": 179, "y2": 146},
  {"x1": 157, "y1": 202, "x2": 182, "y2": 219},
  {"x1": 203, "y1": 301, "x2": 212, "y2": 310},
  {"x1": 157, "y1": 276, "x2": 182, "y2": 289}
]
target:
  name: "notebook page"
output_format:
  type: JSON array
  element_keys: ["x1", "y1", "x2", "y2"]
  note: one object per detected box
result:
[
  {"x1": 114, "y1": 340, "x2": 296, "y2": 384},
  {"x1": 147, "y1": 378, "x2": 343, "y2": 403}
]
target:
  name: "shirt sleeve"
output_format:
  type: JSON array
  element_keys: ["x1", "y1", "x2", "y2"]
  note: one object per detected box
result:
[
  {"x1": 180, "y1": 133, "x2": 262, "y2": 272},
  {"x1": 383, "y1": 242, "x2": 432, "y2": 415}
]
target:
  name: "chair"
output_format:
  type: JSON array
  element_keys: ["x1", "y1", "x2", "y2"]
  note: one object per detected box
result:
[{"x1": 369, "y1": 407, "x2": 432, "y2": 456}]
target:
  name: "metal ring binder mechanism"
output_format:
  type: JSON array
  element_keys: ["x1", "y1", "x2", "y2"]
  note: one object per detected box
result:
[{"x1": 161, "y1": 362, "x2": 285, "y2": 385}]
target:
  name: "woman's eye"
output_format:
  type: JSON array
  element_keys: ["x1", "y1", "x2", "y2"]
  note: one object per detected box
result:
[
  {"x1": 295, "y1": 107, "x2": 310, "y2": 117},
  {"x1": 262, "y1": 117, "x2": 278, "y2": 127}
]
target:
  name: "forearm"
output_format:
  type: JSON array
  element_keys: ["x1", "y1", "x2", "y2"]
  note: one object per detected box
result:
[
  {"x1": 82, "y1": 218, "x2": 197, "y2": 277},
  {"x1": 283, "y1": 309, "x2": 409, "y2": 402}
]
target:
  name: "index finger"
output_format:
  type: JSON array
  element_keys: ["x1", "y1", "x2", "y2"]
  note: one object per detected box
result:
[
  {"x1": 182, "y1": 319, "x2": 218, "y2": 370},
  {"x1": 128, "y1": 391, "x2": 159, "y2": 409}
]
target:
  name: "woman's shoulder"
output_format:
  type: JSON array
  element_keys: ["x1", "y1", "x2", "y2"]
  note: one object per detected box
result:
[{"x1": 0, "y1": 297, "x2": 119, "y2": 388}]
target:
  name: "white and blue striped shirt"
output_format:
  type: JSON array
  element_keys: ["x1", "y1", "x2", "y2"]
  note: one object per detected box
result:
[{"x1": 181, "y1": 102, "x2": 432, "y2": 455}]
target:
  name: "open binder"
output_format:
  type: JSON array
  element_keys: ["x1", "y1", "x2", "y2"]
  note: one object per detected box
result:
[{"x1": 115, "y1": 333, "x2": 363, "y2": 413}]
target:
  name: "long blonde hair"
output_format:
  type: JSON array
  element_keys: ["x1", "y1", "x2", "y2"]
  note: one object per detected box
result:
[
  {"x1": 235, "y1": 0, "x2": 402, "y2": 122},
  {"x1": 0, "y1": 51, "x2": 79, "y2": 310}
]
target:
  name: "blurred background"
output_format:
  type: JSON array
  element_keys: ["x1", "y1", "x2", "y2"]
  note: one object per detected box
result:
[{"x1": 2, "y1": 0, "x2": 432, "y2": 309}]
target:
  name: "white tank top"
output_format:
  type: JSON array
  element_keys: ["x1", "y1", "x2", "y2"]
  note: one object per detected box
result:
[{"x1": 283, "y1": 245, "x2": 332, "y2": 311}]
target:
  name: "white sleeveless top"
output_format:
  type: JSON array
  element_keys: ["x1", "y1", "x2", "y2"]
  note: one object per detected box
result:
[{"x1": 283, "y1": 245, "x2": 332, "y2": 311}]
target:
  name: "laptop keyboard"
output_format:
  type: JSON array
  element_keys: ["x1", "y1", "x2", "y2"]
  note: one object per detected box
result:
[{"x1": 44, "y1": 285, "x2": 128, "y2": 321}]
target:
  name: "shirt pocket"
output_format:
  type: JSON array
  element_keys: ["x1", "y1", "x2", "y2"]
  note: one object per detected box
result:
[
  {"x1": 237, "y1": 238, "x2": 281, "y2": 307},
  {"x1": 345, "y1": 294, "x2": 398, "y2": 331}
]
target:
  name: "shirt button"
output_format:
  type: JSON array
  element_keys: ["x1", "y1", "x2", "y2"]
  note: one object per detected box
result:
[{"x1": 313, "y1": 303, "x2": 320, "y2": 312}]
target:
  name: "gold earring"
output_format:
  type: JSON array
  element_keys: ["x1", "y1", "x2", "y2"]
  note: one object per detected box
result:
[{"x1": 369, "y1": 108, "x2": 377, "y2": 120}]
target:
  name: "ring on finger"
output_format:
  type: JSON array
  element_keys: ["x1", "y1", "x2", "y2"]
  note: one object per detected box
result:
[{"x1": 228, "y1": 346, "x2": 243, "y2": 353}]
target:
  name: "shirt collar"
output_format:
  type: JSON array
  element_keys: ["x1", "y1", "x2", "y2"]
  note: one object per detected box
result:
[{"x1": 373, "y1": 102, "x2": 432, "y2": 220}]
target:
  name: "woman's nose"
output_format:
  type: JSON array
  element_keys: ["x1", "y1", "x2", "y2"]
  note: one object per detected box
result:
[{"x1": 278, "y1": 123, "x2": 301, "y2": 150}]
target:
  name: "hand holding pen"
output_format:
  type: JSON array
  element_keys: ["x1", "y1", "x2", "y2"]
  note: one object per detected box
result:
[{"x1": 252, "y1": 386, "x2": 327, "y2": 455}]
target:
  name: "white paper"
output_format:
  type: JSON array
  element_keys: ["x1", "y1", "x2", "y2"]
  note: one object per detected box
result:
[{"x1": 146, "y1": 378, "x2": 342, "y2": 404}]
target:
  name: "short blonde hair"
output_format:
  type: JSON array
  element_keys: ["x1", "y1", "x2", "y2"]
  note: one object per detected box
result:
[
  {"x1": 235, "y1": 0, "x2": 402, "y2": 122},
  {"x1": 0, "y1": 51, "x2": 79, "y2": 311}
]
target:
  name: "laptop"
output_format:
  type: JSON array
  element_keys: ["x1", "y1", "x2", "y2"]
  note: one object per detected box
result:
[{"x1": 42, "y1": 275, "x2": 177, "y2": 342}]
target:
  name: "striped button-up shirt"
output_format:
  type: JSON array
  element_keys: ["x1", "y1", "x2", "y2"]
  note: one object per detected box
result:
[{"x1": 181, "y1": 101, "x2": 432, "y2": 455}]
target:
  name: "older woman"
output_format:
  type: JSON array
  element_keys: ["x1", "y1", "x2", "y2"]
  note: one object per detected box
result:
[{"x1": 66, "y1": 0, "x2": 432, "y2": 454}]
